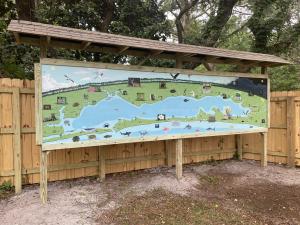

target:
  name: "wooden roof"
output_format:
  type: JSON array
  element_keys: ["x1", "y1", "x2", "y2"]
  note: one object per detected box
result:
[{"x1": 8, "y1": 20, "x2": 291, "y2": 67}]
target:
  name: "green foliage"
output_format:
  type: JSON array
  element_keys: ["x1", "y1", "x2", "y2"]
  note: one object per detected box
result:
[
  {"x1": 269, "y1": 65, "x2": 300, "y2": 91},
  {"x1": 0, "y1": 0, "x2": 299, "y2": 92},
  {"x1": 0, "y1": 180, "x2": 13, "y2": 192}
]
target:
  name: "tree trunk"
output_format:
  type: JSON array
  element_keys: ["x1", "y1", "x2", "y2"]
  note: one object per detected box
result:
[
  {"x1": 16, "y1": 0, "x2": 36, "y2": 21},
  {"x1": 197, "y1": 0, "x2": 238, "y2": 47},
  {"x1": 98, "y1": 0, "x2": 115, "y2": 32}
]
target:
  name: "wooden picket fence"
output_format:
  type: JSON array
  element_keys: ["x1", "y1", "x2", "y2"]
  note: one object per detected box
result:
[{"x1": 0, "y1": 78, "x2": 299, "y2": 186}]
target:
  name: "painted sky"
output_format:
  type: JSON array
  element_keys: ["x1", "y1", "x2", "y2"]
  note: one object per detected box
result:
[{"x1": 42, "y1": 64, "x2": 238, "y2": 92}]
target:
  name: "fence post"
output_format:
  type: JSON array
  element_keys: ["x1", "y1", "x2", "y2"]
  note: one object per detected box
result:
[
  {"x1": 98, "y1": 146, "x2": 105, "y2": 180},
  {"x1": 261, "y1": 132, "x2": 268, "y2": 167},
  {"x1": 175, "y1": 139, "x2": 183, "y2": 179},
  {"x1": 236, "y1": 134, "x2": 243, "y2": 160},
  {"x1": 287, "y1": 97, "x2": 296, "y2": 167},
  {"x1": 40, "y1": 149, "x2": 48, "y2": 204},
  {"x1": 12, "y1": 87, "x2": 22, "y2": 193}
]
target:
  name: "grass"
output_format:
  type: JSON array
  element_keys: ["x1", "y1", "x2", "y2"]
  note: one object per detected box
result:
[
  {"x1": 101, "y1": 188, "x2": 255, "y2": 225},
  {"x1": 0, "y1": 181, "x2": 14, "y2": 199},
  {"x1": 200, "y1": 175, "x2": 220, "y2": 185}
]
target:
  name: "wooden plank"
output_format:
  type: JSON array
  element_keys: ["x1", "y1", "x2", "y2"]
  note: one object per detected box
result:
[
  {"x1": 98, "y1": 146, "x2": 105, "y2": 180},
  {"x1": 175, "y1": 139, "x2": 183, "y2": 179},
  {"x1": 8, "y1": 20, "x2": 290, "y2": 66},
  {"x1": 42, "y1": 128, "x2": 268, "y2": 151},
  {"x1": 0, "y1": 87, "x2": 34, "y2": 94},
  {"x1": 261, "y1": 132, "x2": 267, "y2": 167},
  {"x1": 39, "y1": 58, "x2": 268, "y2": 79},
  {"x1": 236, "y1": 134, "x2": 243, "y2": 160},
  {"x1": 40, "y1": 150, "x2": 48, "y2": 204},
  {"x1": 287, "y1": 97, "x2": 296, "y2": 167},
  {"x1": 12, "y1": 88, "x2": 22, "y2": 193},
  {"x1": 0, "y1": 78, "x2": 14, "y2": 185},
  {"x1": 165, "y1": 140, "x2": 173, "y2": 166},
  {"x1": 34, "y1": 64, "x2": 42, "y2": 145},
  {"x1": 0, "y1": 127, "x2": 36, "y2": 134}
]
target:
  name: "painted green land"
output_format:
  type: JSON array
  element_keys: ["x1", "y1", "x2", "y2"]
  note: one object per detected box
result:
[{"x1": 42, "y1": 81, "x2": 267, "y2": 139}]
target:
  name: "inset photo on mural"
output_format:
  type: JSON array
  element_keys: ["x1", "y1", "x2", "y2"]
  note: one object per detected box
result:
[{"x1": 41, "y1": 64, "x2": 268, "y2": 145}]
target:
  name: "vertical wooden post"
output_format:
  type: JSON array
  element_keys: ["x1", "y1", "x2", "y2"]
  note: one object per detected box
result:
[
  {"x1": 287, "y1": 97, "x2": 296, "y2": 167},
  {"x1": 12, "y1": 88, "x2": 22, "y2": 193},
  {"x1": 236, "y1": 134, "x2": 243, "y2": 160},
  {"x1": 164, "y1": 55, "x2": 183, "y2": 168},
  {"x1": 261, "y1": 132, "x2": 267, "y2": 167},
  {"x1": 98, "y1": 146, "x2": 105, "y2": 180},
  {"x1": 40, "y1": 38, "x2": 47, "y2": 58},
  {"x1": 40, "y1": 150, "x2": 48, "y2": 204},
  {"x1": 175, "y1": 139, "x2": 183, "y2": 179},
  {"x1": 165, "y1": 140, "x2": 173, "y2": 167}
]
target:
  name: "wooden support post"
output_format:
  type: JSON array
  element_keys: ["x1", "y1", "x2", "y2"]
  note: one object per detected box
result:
[
  {"x1": 175, "y1": 139, "x2": 183, "y2": 179},
  {"x1": 40, "y1": 150, "x2": 48, "y2": 204},
  {"x1": 236, "y1": 134, "x2": 243, "y2": 160},
  {"x1": 98, "y1": 146, "x2": 105, "y2": 180},
  {"x1": 39, "y1": 37, "x2": 47, "y2": 58},
  {"x1": 287, "y1": 97, "x2": 296, "y2": 167},
  {"x1": 261, "y1": 133, "x2": 267, "y2": 167},
  {"x1": 176, "y1": 56, "x2": 183, "y2": 69},
  {"x1": 165, "y1": 140, "x2": 173, "y2": 167},
  {"x1": 12, "y1": 88, "x2": 22, "y2": 193}
]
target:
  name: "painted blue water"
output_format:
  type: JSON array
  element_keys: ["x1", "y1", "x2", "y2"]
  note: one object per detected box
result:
[
  {"x1": 45, "y1": 121, "x2": 260, "y2": 144},
  {"x1": 71, "y1": 95, "x2": 249, "y2": 129}
]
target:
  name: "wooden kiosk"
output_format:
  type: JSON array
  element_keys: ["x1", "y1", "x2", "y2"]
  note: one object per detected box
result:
[{"x1": 8, "y1": 20, "x2": 290, "y2": 203}]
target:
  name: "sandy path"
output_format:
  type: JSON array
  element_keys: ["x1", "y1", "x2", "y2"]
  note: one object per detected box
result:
[{"x1": 0, "y1": 160, "x2": 299, "y2": 225}]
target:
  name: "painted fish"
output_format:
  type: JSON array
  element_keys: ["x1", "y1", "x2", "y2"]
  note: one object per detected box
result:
[
  {"x1": 120, "y1": 131, "x2": 131, "y2": 136},
  {"x1": 104, "y1": 135, "x2": 112, "y2": 138},
  {"x1": 139, "y1": 131, "x2": 148, "y2": 136},
  {"x1": 206, "y1": 127, "x2": 215, "y2": 131},
  {"x1": 163, "y1": 127, "x2": 169, "y2": 131},
  {"x1": 185, "y1": 124, "x2": 192, "y2": 129}
]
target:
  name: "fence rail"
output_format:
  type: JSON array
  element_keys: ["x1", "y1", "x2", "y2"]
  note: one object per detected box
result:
[{"x1": 0, "y1": 78, "x2": 299, "y2": 187}]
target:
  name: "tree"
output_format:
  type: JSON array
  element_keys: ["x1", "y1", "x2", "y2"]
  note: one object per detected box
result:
[
  {"x1": 15, "y1": 0, "x2": 36, "y2": 21},
  {"x1": 196, "y1": 0, "x2": 238, "y2": 47}
]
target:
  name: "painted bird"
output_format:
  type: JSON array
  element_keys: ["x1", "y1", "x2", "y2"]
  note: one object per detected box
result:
[
  {"x1": 64, "y1": 74, "x2": 75, "y2": 83},
  {"x1": 170, "y1": 73, "x2": 180, "y2": 80},
  {"x1": 93, "y1": 71, "x2": 103, "y2": 80}
]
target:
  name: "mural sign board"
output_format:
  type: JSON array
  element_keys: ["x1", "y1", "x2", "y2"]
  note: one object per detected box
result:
[{"x1": 36, "y1": 59, "x2": 269, "y2": 150}]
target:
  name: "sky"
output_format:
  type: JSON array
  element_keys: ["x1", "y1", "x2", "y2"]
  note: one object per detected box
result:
[{"x1": 41, "y1": 64, "x2": 237, "y2": 92}]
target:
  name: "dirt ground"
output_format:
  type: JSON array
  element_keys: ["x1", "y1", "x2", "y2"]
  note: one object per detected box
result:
[{"x1": 0, "y1": 160, "x2": 299, "y2": 225}]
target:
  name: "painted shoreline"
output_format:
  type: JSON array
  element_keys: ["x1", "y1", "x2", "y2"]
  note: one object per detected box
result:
[{"x1": 44, "y1": 120, "x2": 262, "y2": 144}]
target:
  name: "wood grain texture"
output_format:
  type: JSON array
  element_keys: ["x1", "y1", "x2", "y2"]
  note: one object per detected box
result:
[
  {"x1": 1, "y1": 79, "x2": 300, "y2": 186},
  {"x1": 7, "y1": 20, "x2": 290, "y2": 67}
]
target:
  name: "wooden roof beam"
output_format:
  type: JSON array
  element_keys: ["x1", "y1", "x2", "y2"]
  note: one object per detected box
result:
[
  {"x1": 46, "y1": 36, "x2": 51, "y2": 45},
  {"x1": 118, "y1": 46, "x2": 130, "y2": 54},
  {"x1": 138, "y1": 50, "x2": 164, "y2": 65},
  {"x1": 202, "y1": 61, "x2": 214, "y2": 71},
  {"x1": 13, "y1": 32, "x2": 20, "y2": 44},
  {"x1": 182, "y1": 53, "x2": 197, "y2": 57},
  {"x1": 81, "y1": 41, "x2": 91, "y2": 50}
]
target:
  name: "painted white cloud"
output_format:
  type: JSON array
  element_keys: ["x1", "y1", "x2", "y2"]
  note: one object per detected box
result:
[{"x1": 42, "y1": 74, "x2": 76, "y2": 92}]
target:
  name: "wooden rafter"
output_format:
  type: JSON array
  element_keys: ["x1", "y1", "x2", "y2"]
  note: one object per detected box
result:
[
  {"x1": 81, "y1": 41, "x2": 91, "y2": 50},
  {"x1": 118, "y1": 46, "x2": 130, "y2": 54},
  {"x1": 46, "y1": 36, "x2": 51, "y2": 45},
  {"x1": 13, "y1": 32, "x2": 20, "y2": 44}
]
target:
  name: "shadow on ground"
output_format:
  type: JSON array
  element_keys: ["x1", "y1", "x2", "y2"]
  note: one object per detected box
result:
[{"x1": 0, "y1": 160, "x2": 299, "y2": 225}]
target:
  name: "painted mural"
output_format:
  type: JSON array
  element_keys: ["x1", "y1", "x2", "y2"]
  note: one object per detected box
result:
[{"x1": 41, "y1": 64, "x2": 268, "y2": 145}]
